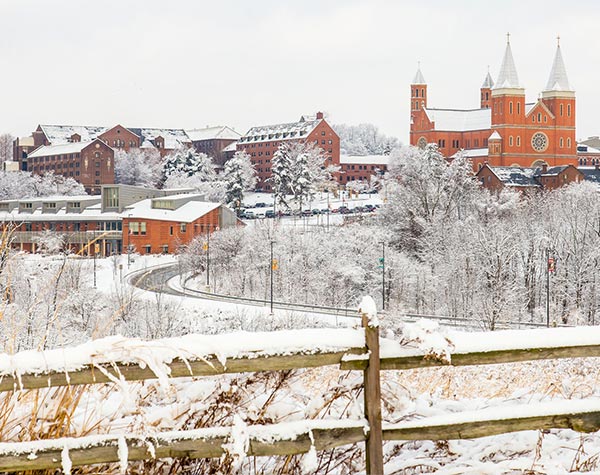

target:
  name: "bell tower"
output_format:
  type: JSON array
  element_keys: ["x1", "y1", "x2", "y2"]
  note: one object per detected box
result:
[
  {"x1": 411, "y1": 63, "x2": 427, "y2": 112},
  {"x1": 480, "y1": 68, "x2": 494, "y2": 109}
]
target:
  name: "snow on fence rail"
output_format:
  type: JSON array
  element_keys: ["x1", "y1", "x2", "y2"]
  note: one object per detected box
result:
[{"x1": 4, "y1": 303, "x2": 600, "y2": 473}]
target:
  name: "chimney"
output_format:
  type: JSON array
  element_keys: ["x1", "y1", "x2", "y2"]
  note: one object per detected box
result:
[
  {"x1": 316, "y1": 111, "x2": 324, "y2": 120},
  {"x1": 542, "y1": 163, "x2": 548, "y2": 173}
]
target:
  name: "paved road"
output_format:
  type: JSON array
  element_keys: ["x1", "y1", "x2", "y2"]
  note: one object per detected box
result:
[{"x1": 129, "y1": 263, "x2": 564, "y2": 330}]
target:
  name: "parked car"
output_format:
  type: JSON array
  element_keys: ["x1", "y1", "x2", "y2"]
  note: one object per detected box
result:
[
  {"x1": 265, "y1": 210, "x2": 275, "y2": 218},
  {"x1": 256, "y1": 211, "x2": 266, "y2": 218},
  {"x1": 302, "y1": 209, "x2": 312, "y2": 217},
  {"x1": 312, "y1": 209, "x2": 321, "y2": 215},
  {"x1": 243, "y1": 211, "x2": 256, "y2": 219},
  {"x1": 338, "y1": 206, "x2": 350, "y2": 214},
  {"x1": 255, "y1": 202, "x2": 267, "y2": 208}
]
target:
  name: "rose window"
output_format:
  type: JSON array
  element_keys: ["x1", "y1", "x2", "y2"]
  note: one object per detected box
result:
[{"x1": 531, "y1": 132, "x2": 548, "y2": 152}]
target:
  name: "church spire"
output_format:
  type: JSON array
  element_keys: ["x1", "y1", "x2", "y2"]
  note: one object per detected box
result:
[
  {"x1": 494, "y1": 33, "x2": 520, "y2": 89},
  {"x1": 481, "y1": 67, "x2": 494, "y2": 89},
  {"x1": 544, "y1": 36, "x2": 572, "y2": 92},
  {"x1": 412, "y1": 63, "x2": 426, "y2": 85}
]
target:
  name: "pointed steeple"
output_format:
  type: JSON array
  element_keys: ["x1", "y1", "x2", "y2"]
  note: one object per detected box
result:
[
  {"x1": 481, "y1": 68, "x2": 494, "y2": 89},
  {"x1": 494, "y1": 33, "x2": 520, "y2": 89},
  {"x1": 412, "y1": 63, "x2": 426, "y2": 85},
  {"x1": 544, "y1": 36, "x2": 572, "y2": 92}
]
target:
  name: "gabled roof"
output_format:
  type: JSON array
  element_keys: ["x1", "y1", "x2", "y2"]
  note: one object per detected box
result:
[
  {"x1": 222, "y1": 142, "x2": 238, "y2": 153},
  {"x1": 239, "y1": 116, "x2": 322, "y2": 144},
  {"x1": 450, "y1": 148, "x2": 488, "y2": 159},
  {"x1": 27, "y1": 139, "x2": 111, "y2": 158},
  {"x1": 124, "y1": 195, "x2": 220, "y2": 222},
  {"x1": 494, "y1": 37, "x2": 520, "y2": 89},
  {"x1": 186, "y1": 126, "x2": 241, "y2": 142},
  {"x1": 39, "y1": 125, "x2": 107, "y2": 145},
  {"x1": 525, "y1": 99, "x2": 555, "y2": 120},
  {"x1": 489, "y1": 131, "x2": 502, "y2": 140},
  {"x1": 412, "y1": 66, "x2": 426, "y2": 85},
  {"x1": 128, "y1": 128, "x2": 191, "y2": 150},
  {"x1": 545, "y1": 43, "x2": 572, "y2": 92},
  {"x1": 537, "y1": 165, "x2": 570, "y2": 177},
  {"x1": 423, "y1": 107, "x2": 491, "y2": 132},
  {"x1": 486, "y1": 166, "x2": 540, "y2": 187}
]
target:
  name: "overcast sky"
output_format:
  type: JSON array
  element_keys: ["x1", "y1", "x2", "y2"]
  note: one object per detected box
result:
[{"x1": 1, "y1": 0, "x2": 599, "y2": 142}]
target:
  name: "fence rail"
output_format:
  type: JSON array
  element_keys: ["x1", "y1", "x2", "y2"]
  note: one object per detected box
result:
[{"x1": 1, "y1": 303, "x2": 598, "y2": 473}]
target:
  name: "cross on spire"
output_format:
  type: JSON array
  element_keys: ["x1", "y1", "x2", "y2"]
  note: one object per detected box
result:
[
  {"x1": 506, "y1": 32, "x2": 511, "y2": 44},
  {"x1": 557, "y1": 34, "x2": 560, "y2": 46}
]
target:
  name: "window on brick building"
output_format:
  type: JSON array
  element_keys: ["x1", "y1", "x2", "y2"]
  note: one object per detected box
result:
[
  {"x1": 180, "y1": 223, "x2": 186, "y2": 233},
  {"x1": 567, "y1": 104, "x2": 571, "y2": 116},
  {"x1": 517, "y1": 102, "x2": 520, "y2": 114},
  {"x1": 560, "y1": 138, "x2": 564, "y2": 148},
  {"x1": 170, "y1": 226, "x2": 173, "y2": 235},
  {"x1": 567, "y1": 138, "x2": 571, "y2": 147},
  {"x1": 95, "y1": 171, "x2": 100, "y2": 176},
  {"x1": 509, "y1": 102, "x2": 513, "y2": 114},
  {"x1": 517, "y1": 136, "x2": 521, "y2": 146},
  {"x1": 560, "y1": 104, "x2": 564, "y2": 116},
  {"x1": 537, "y1": 113, "x2": 541, "y2": 122},
  {"x1": 145, "y1": 245, "x2": 151, "y2": 254},
  {"x1": 509, "y1": 136, "x2": 513, "y2": 146},
  {"x1": 162, "y1": 245, "x2": 168, "y2": 254}
]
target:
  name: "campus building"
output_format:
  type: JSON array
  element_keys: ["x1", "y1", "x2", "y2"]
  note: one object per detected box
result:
[
  {"x1": 0, "y1": 185, "x2": 240, "y2": 256},
  {"x1": 410, "y1": 36, "x2": 577, "y2": 171},
  {"x1": 236, "y1": 112, "x2": 340, "y2": 191},
  {"x1": 186, "y1": 126, "x2": 241, "y2": 168}
]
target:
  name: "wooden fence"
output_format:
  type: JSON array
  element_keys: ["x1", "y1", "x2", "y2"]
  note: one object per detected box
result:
[{"x1": 3, "y1": 311, "x2": 600, "y2": 473}]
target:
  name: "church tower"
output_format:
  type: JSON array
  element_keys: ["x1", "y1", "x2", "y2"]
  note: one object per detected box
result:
[
  {"x1": 411, "y1": 65, "x2": 427, "y2": 113},
  {"x1": 480, "y1": 69, "x2": 494, "y2": 109},
  {"x1": 491, "y1": 34, "x2": 526, "y2": 165},
  {"x1": 540, "y1": 37, "x2": 576, "y2": 164}
]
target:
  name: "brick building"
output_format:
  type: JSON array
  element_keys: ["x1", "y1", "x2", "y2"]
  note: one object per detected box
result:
[
  {"x1": 410, "y1": 36, "x2": 577, "y2": 171},
  {"x1": 0, "y1": 185, "x2": 240, "y2": 255},
  {"x1": 339, "y1": 155, "x2": 389, "y2": 186},
  {"x1": 186, "y1": 126, "x2": 241, "y2": 168},
  {"x1": 236, "y1": 112, "x2": 340, "y2": 191},
  {"x1": 476, "y1": 163, "x2": 583, "y2": 192},
  {"x1": 26, "y1": 139, "x2": 115, "y2": 195}
]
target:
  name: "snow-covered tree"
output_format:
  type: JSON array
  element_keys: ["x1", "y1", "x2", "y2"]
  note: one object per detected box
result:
[
  {"x1": 269, "y1": 142, "x2": 327, "y2": 211},
  {"x1": 0, "y1": 133, "x2": 13, "y2": 165},
  {"x1": 0, "y1": 171, "x2": 86, "y2": 199},
  {"x1": 115, "y1": 148, "x2": 162, "y2": 187},
  {"x1": 222, "y1": 151, "x2": 256, "y2": 211},
  {"x1": 333, "y1": 123, "x2": 400, "y2": 156},
  {"x1": 163, "y1": 148, "x2": 216, "y2": 182}
]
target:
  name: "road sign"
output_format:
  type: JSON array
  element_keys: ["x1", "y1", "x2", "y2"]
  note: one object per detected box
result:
[
  {"x1": 548, "y1": 257, "x2": 556, "y2": 273},
  {"x1": 202, "y1": 242, "x2": 208, "y2": 251},
  {"x1": 272, "y1": 259, "x2": 279, "y2": 271}
]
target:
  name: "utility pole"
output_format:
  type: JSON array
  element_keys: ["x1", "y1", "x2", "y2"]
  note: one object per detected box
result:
[
  {"x1": 206, "y1": 226, "x2": 211, "y2": 289},
  {"x1": 546, "y1": 248, "x2": 556, "y2": 327},
  {"x1": 381, "y1": 242, "x2": 386, "y2": 311},
  {"x1": 270, "y1": 240, "x2": 274, "y2": 314},
  {"x1": 93, "y1": 237, "x2": 97, "y2": 288}
]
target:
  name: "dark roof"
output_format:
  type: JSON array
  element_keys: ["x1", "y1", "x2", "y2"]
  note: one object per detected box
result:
[
  {"x1": 579, "y1": 167, "x2": 600, "y2": 184},
  {"x1": 537, "y1": 166, "x2": 569, "y2": 177},
  {"x1": 486, "y1": 166, "x2": 540, "y2": 187}
]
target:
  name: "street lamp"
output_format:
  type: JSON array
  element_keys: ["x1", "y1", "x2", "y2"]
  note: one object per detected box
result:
[
  {"x1": 270, "y1": 240, "x2": 276, "y2": 314},
  {"x1": 379, "y1": 241, "x2": 386, "y2": 311},
  {"x1": 127, "y1": 214, "x2": 132, "y2": 267},
  {"x1": 205, "y1": 226, "x2": 211, "y2": 290},
  {"x1": 546, "y1": 247, "x2": 557, "y2": 327}
]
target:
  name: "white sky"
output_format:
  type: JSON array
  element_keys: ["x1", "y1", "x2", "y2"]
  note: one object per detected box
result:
[{"x1": 1, "y1": 0, "x2": 599, "y2": 143}]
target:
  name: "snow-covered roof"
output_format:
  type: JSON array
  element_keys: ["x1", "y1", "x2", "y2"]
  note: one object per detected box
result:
[
  {"x1": 239, "y1": 117, "x2": 322, "y2": 144},
  {"x1": 538, "y1": 165, "x2": 571, "y2": 177},
  {"x1": 424, "y1": 107, "x2": 491, "y2": 132},
  {"x1": 222, "y1": 142, "x2": 238, "y2": 153},
  {"x1": 18, "y1": 136, "x2": 35, "y2": 147},
  {"x1": 494, "y1": 38, "x2": 520, "y2": 89},
  {"x1": 129, "y1": 128, "x2": 191, "y2": 150},
  {"x1": 577, "y1": 143, "x2": 600, "y2": 154},
  {"x1": 451, "y1": 148, "x2": 489, "y2": 159},
  {"x1": 579, "y1": 167, "x2": 600, "y2": 184},
  {"x1": 39, "y1": 125, "x2": 107, "y2": 145},
  {"x1": 481, "y1": 71, "x2": 494, "y2": 89},
  {"x1": 488, "y1": 166, "x2": 539, "y2": 187},
  {"x1": 412, "y1": 66, "x2": 426, "y2": 85},
  {"x1": 525, "y1": 102, "x2": 536, "y2": 115},
  {"x1": 27, "y1": 140, "x2": 106, "y2": 158},
  {"x1": 124, "y1": 196, "x2": 220, "y2": 223},
  {"x1": 0, "y1": 202, "x2": 121, "y2": 222},
  {"x1": 186, "y1": 126, "x2": 241, "y2": 142},
  {"x1": 489, "y1": 131, "x2": 502, "y2": 140},
  {"x1": 545, "y1": 44, "x2": 572, "y2": 92},
  {"x1": 340, "y1": 154, "x2": 390, "y2": 165}
]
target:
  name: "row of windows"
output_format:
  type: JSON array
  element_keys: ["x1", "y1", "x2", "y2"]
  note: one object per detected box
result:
[
  {"x1": 20, "y1": 221, "x2": 122, "y2": 232},
  {"x1": 413, "y1": 88, "x2": 425, "y2": 98},
  {"x1": 31, "y1": 167, "x2": 80, "y2": 177},
  {"x1": 438, "y1": 138, "x2": 489, "y2": 149},
  {"x1": 343, "y1": 164, "x2": 383, "y2": 171},
  {"x1": 29, "y1": 153, "x2": 81, "y2": 163}
]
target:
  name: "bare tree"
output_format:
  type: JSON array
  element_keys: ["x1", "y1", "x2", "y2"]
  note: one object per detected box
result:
[{"x1": 0, "y1": 133, "x2": 14, "y2": 165}]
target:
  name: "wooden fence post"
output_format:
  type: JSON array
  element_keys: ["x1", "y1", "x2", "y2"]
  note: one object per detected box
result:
[{"x1": 361, "y1": 299, "x2": 384, "y2": 474}]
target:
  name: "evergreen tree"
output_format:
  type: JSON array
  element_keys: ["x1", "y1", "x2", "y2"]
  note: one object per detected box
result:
[{"x1": 222, "y1": 151, "x2": 256, "y2": 212}]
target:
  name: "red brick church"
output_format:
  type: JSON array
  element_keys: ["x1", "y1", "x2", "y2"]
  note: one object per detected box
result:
[{"x1": 410, "y1": 35, "x2": 577, "y2": 171}]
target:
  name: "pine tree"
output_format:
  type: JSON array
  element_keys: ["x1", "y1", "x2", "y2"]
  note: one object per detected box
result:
[
  {"x1": 222, "y1": 151, "x2": 256, "y2": 212},
  {"x1": 162, "y1": 148, "x2": 216, "y2": 182}
]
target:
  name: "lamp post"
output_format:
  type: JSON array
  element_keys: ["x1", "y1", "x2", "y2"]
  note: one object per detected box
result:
[
  {"x1": 546, "y1": 247, "x2": 557, "y2": 327},
  {"x1": 270, "y1": 240, "x2": 275, "y2": 314},
  {"x1": 206, "y1": 226, "x2": 211, "y2": 289},
  {"x1": 127, "y1": 214, "x2": 132, "y2": 267},
  {"x1": 93, "y1": 232, "x2": 97, "y2": 288},
  {"x1": 379, "y1": 241, "x2": 386, "y2": 311}
]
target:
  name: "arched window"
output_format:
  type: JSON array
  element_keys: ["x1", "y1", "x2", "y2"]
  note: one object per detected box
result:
[
  {"x1": 509, "y1": 102, "x2": 513, "y2": 114},
  {"x1": 537, "y1": 112, "x2": 542, "y2": 122},
  {"x1": 560, "y1": 104, "x2": 564, "y2": 116},
  {"x1": 567, "y1": 104, "x2": 572, "y2": 116},
  {"x1": 421, "y1": 88, "x2": 424, "y2": 97},
  {"x1": 516, "y1": 136, "x2": 521, "y2": 146},
  {"x1": 517, "y1": 102, "x2": 521, "y2": 114},
  {"x1": 415, "y1": 89, "x2": 419, "y2": 97},
  {"x1": 560, "y1": 138, "x2": 564, "y2": 148},
  {"x1": 509, "y1": 136, "x2": 513, "y2": 146},
  {"x1": 567, "y1": 138, "x2": 571, "y2": 147}
]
